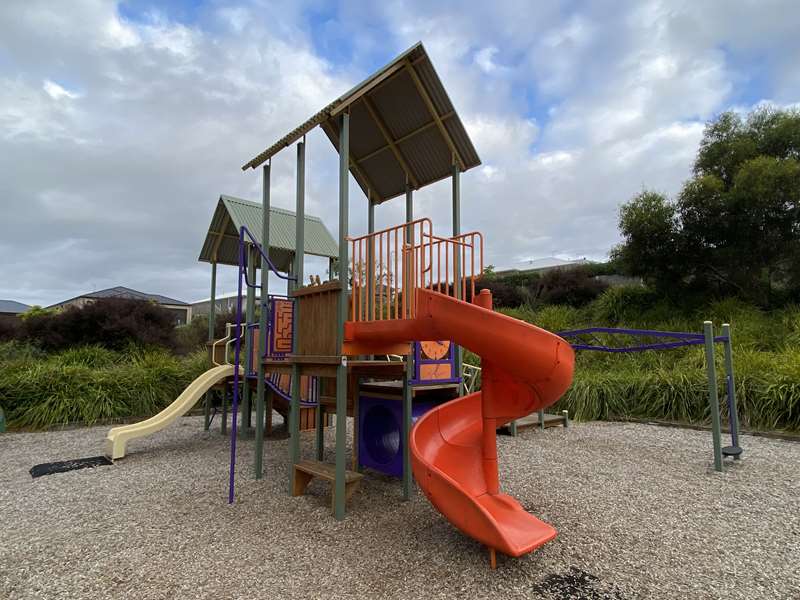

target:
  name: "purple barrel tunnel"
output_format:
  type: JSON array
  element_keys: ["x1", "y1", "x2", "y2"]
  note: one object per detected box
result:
[{"x1": 358, "y1": 396, "x2": 436, "y2": 478}]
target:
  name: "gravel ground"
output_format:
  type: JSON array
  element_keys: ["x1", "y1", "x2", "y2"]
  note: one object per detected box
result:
[{"x1": 1, "y1": 415, "x2": 798, "y2": 600}]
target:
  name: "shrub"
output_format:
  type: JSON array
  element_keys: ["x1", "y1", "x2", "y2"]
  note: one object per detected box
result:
[
  {"x1": 533, "y1": 267, "x2": 609, "y2": 307},
  {"x1": 0, "y1": 346, "x2": 209, "y2": 429},
  {"x1": 473, "y1": 278, "x2": 530, "y2": 308},
  {"x1": 0, "y1": 318, "x2": 21, "y2": 341},
  {"x1": 589, "y1": 285, "x2": 663, "y2": 324},
  {"x1": 21, "y1": 298, "x2": 177, "y2": 352}
]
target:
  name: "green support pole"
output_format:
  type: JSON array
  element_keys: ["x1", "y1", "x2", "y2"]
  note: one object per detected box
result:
[
  {"x1": 204, "y1": 261, "x2": 217, "y2": 431},
  {"x1": 255, "y1": 162, "x2": 271, "y2": 479},
  {"x1": 402, "y1": 182, "x2": 414, "y2": 500},
  {"x1": 539, "y1": 409, "x2": 545, "y2": 431},
  {"x1": 452, "y1": 163, "x2": 463, "y2": 397},
  {"x1": 722, "y1": 323, "x2": 741, "y2": 458},
  {"x1": 704, "y1": 321, "x2": 724, "y2": 472},
  {"x1": 242, "y1": 245, "x2": 256, "y2": 433},
  {"x1": 289, "y1": 140, "x2": 305, "y2": 491},
  {"x1": 402, "y1": 359, "x2": 412, "y2": 499},
  {"x1": 334, "y1": 112, "x2": 350, "y2": 520}
]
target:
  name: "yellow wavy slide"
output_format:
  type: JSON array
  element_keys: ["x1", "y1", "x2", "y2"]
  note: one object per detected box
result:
[{"x1": 105, "y1": 364, "x2": 240, "y2": 460}]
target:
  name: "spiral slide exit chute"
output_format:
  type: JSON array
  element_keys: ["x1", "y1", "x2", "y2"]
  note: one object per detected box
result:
[{"x1": 345, "y1": 288, "x2": 575, "y2": 559}]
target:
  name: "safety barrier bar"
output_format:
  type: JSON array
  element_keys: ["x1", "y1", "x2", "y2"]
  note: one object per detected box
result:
[{"x1": 348, "y1": 219, "x2": 484, "y2": 322}]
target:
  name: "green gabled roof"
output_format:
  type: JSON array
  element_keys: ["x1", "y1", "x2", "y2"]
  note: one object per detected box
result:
[{"x1": 198, "y1": 195, "x2": 338, "y2": 272}]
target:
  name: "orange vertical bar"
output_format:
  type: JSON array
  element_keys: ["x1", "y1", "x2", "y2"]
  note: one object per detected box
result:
[
  {"x1": 471, "y1": 235, "x2": 476, "y2": 300},
  {"x1": 361, "y1": 239, "x2": 366, "y2": 321},
  {"x1": 462, "y1": 241, "x2": 467, "y2": 300},
  {"x1": 378, "y1": 232, "x2": 384, "y2": 320},
  {"x1": 401, "y1": 244, "x2": 407, "y2": 319},
  {"x1": 410, "y1": 225, "x2": 416, "y2": 318},
  {"x1": 359, "y1": 239, "x2": 364, "y2": 321},
  {"x1": 445, "y1": 239, "x2": 449, "y2": 296},
  {"x1": 354, "y1": 239, "x2": 359, "y2": 321},
  {"x1": 350, "y1": 240, "x2": 356, "y2": 321}
]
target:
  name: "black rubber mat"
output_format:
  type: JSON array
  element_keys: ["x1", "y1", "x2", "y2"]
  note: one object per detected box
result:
[{"x1": 30, "y1": 456, "x2": 113, "y2": 478}]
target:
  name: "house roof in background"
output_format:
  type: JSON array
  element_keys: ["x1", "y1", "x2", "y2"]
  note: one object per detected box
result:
[
  {"x1": 190, "y1": 292, "x2": 239, "y2": 305},
  {"x1": 198, "y1": 195, "x2": 339, "y2": 271},
  {"x1": 49, "y1": 286, "x2": 188, "y2": 308},
  {"x1": 242, "y1": 42, "x2": 481, "y2": 204},
  {"x1": 0, "y1": 299, "x2": 30, "y2": 314},
  {"x1": 496, "y1": 257, "x2": 594, "y2": 274}
]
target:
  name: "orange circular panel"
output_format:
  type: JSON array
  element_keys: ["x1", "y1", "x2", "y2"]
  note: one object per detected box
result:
[{"x1": 420, "y1": 340, "x2": 450, "y2": 360}]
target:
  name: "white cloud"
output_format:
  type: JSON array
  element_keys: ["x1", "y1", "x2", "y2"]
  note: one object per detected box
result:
[
  {"x1": 474, "y1": 46, "x2": 499, "y2": 73},
  {"x1": 43, "y1": 80, "x2": 80, "y2": 100},
  {"x1": 0, "y1": 0, "x2": 799, "y2": 304}
]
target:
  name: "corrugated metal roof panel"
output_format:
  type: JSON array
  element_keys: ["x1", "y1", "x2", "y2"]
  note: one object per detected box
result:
[
  {"x1": 348, "y1": 100, "x2": 385, "y2": 160},
  {"x1": 398, "y1": 125, "x2": 452, "y2": 184},
  {"x1": 369, "y1": 69, "x2": 430, "y2": 139},
  {"x1": 445, "y1": 115, "x2": 481, "y2": 169},
  {"x1": 359, "y1": 146, "x2": 407, "y2": 200},
  {"x1": 197, "y1": 195, "x2": 338, "y2": 270},
  {"x1": 242, "y1": 42, "x2": 481, "y2": 205},
  {"x1": 413, "y1": 56, "x2": 454, "y2": 118}
]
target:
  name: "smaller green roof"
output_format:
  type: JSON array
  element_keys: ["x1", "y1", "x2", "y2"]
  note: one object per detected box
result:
[{"x1": 198, "y1": 195, "x2": 338, "y2": 272}]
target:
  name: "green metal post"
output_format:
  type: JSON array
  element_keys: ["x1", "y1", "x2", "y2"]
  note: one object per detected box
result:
[
  {"x1": 402, "y1": 355, "x2": 412, "y2": 499},
  {"x1": 334, "y1": 112, "x2": 350, "y2": 520},
  {"x1": 402, "y1": 183, "x2": 414, "y2": 500},
  {"x1": 289, "y1": 140, "x2": 305, "y2": 490},
  {"x1": 722, "y1": 323, "x2": 741, "y2": 458},
  {"x1": 204, "y1": 261, "x2": 217, "y2": 431},
  {"x1": 539, "y1": 409, "x2": 545, "y2": 431},
  {"x1": 704, "y1": 321, "x2": 724, "y2": 472},
  {"x1": 242, "y1": 245, "x2": 256, "y2": 432},
  {"x1": 509, "y1": 420, "x2": 518, "y2": 437},
  {"x1": 452, "y1": 163, "x2": 463, "y2": 396},
  {"x1": 255, "y1": 162, "x2": 270, "y2": 479}
]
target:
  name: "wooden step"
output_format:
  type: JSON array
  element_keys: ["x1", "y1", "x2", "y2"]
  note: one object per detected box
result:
[
  {"x1": 292, "y1": 459, "x2": 363, "y2": 514},
  {"x1": 295, "y1": 459, "x2": 363, "y2": 483}
]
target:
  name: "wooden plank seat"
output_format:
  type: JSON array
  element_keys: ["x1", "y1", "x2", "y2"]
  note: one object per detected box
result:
[{"x1": 292, "y1": 459, "x2": 363, "y2": 514}]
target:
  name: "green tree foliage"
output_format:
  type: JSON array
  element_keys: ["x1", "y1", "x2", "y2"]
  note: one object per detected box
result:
[{"x1": 614, "y1": 106, "x2": 800, "y2": 306}]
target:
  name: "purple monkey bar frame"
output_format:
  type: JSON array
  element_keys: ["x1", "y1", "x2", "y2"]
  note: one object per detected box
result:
[{"x1": 228, "y1": 226, "x2": 297, "y2": 504}]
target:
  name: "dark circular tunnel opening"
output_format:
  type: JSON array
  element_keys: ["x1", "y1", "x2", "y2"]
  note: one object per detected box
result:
[{"x1": 362, "y1": 404, "x2": 400, "y2": 465}]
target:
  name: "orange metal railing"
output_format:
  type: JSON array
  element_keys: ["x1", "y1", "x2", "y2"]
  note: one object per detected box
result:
[{"x1": 348, "y1": 219, "x2": 484, "y2": 322}]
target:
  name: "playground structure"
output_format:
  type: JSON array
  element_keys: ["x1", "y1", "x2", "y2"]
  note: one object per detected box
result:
[
  {"x1": 102, "y1": 42, "x2": 744, "y2": 568},
  {"x1": 230, "y1": 42, "x2": 579, "y2": 565}
]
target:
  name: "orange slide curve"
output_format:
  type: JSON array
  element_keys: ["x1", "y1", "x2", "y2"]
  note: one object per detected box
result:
[{"x1": 344, "y1": 288, "x2": 575, "y2": 560}]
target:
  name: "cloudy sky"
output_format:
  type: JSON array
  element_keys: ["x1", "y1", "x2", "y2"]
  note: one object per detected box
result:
[{"x1": 1, "y1": 0, "x2": 798, "y2": 306}]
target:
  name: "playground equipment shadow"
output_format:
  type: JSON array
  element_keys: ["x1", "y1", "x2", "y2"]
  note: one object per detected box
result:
[{"x1": 1, "y1": 416, "x2": 798, "y2": 600}]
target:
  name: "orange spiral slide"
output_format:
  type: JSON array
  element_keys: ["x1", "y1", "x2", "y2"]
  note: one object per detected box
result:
[{"x1": 345, "y1": 288, "x2": 575, "y2": 564}]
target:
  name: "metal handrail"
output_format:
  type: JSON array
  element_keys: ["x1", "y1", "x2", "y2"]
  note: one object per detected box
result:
[
  {"x1": 462, "y1": 362, "x2": 482, "y2": 394},
  {"x1": 239, "y1": 225, "x2": 297, "y2": 285}
]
